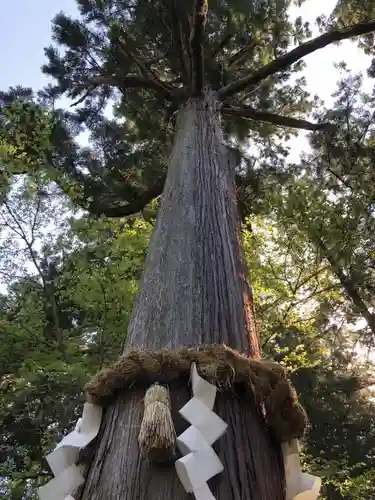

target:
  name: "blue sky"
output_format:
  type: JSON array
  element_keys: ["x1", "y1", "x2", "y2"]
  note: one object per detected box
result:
[{"x1": 0, "y1": 0, "x2": 78, "y2": 91}]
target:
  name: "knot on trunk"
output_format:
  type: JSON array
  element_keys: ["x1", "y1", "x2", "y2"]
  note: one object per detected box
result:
[{"x1": 85, "y1": 344, "x2": 308, "y2": 443}]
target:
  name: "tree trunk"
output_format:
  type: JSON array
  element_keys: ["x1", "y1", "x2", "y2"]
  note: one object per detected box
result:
[
  {"x1": 315, "y1": 236, "x2": 375, "y2": 336},
  {"x1": 81, "y1": 91, "x2": 284, "y2": 499}
]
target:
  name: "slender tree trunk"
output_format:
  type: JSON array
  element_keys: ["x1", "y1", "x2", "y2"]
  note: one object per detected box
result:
[
  {"x1": 81, "y1": 91, "x2": 284, "y2": 499},
  {"x1": 315, "y1": 236, "x2": 375, "y2": 336}
]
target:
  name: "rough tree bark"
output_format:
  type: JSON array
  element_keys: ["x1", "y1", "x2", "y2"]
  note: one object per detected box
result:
[{"x1": 81, "y1": 91, "x2": 284, "y2": 499}]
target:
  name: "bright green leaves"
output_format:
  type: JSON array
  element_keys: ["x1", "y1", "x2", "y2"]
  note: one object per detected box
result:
[
  {"x1": 0, "y1": 182, "x2": 151, "y2": 495},
  {"x1": 0, "y1": 100, "x2": 54, "y2": 169}
]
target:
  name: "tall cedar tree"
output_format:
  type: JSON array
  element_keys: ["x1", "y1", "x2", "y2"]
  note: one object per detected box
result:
[{"x1": 10, "y1": 1, "x2": 375, "y2": 498}]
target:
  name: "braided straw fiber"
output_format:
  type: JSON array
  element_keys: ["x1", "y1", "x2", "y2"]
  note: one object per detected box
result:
[{"x1": 85, "y1": 344, "x2": 308, "y2": 443}]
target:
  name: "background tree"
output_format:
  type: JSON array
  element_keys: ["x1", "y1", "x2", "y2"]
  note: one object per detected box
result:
[
  {"x1": 272, "y1": 70, "x2": 375, "y2": 343},
  {"x1": 0, "y1": 173, "x2": 149, "y2": 498}
]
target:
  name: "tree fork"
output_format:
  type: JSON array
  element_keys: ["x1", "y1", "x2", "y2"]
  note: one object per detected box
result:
[{"x1": 80, "y1": 91, "x2": 284, "y2": 499}]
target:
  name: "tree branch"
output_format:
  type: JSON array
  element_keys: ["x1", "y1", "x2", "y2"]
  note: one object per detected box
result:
[
  {"x1": 324, "y1": 135, "x2": 355, "y2": 190},
  {"x1": 191, "y1": 0, "x2": 208, "y2": 95},
  {"x1": 74, "y1": 74, "x2": 177, "y2": 104},
  {"x1": 118, "y1": 36, "x2": 175, "y2": 100},
  {"x1": 6, "y1": 215, "x2": 42, "y2": 286},
  {"x1": 228, "y1": 37, "x2": 256, "y2": 69},
  {"x1": 117, "y1": 75, "x2": 177, "y2": 100},
  {"x1": 75, "y1": 163, "x2": 262, "y2": 219},
  {"x1": 88, "y1": 176, "x2": 167, "y2": 218},
  {"x1": 311, "y1": 232, "x2": 375, "y2": 337},
  {"x1": 212, "y1": 32, "x2": 235, "y2": 59},
  {"x1": 218, "y1": 21, "x2": 375, "y2": 99},
  {"x1": 211, "y1": 11, "x2": 234, "y2": 59},
  {"x1": 71, "y1": 87, "x2": 95, "y2": 107},
  {"x1": 169, "y1": 1, "x2": 190, "y2": 84},
  {"x1": 222, "y1": 105, "x2": 329, "y2": 131}
]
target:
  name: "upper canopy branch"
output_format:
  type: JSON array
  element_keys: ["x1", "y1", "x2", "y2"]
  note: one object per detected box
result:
[
  {"x1": 222, "y1": 105, "x2": 330, "y2": 131},
  {"x1": 117, "y1": 35, "x2": 175, "y2": 99},
  {"x1": 210, "y1": 9, "x2": 234, "y2": 61},
  {"x1": 212, "y1": 32, "x2": 235, "y2": 59},
  {"x1": 190, "y1": 0, "x2": 208, "y2": 95},
  {"x1": 218, "y1": 21, "x2": 375, "y2": 99},
  {"x1": 169, "y1": 1, "x2": 190, "y2": 84},
  {"x1": 228, "y1": 37, "x2": 256, "y2": 69},
  {"x1": 72, "y1": 73, "x2": 177, "y2": 105}
]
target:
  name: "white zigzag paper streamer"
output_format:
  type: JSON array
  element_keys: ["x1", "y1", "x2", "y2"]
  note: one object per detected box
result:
[
  {"x1": 282, "y1": 440, "x2": 321, "y2": 500},
  {"x1": 38, "y1": 403, "x2": 102, "y2": 500},
  {"x1": 175, "y1": 363, "x2": 227, "y2": 499}
]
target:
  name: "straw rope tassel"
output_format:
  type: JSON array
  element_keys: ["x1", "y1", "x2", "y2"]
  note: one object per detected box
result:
[{"x1": 138, "y1": 383, "x2": 177, "y2": 462}]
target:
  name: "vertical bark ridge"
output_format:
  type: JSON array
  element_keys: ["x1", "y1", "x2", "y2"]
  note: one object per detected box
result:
[
  {"x1": 127, "y1": 90, "x2": 259, "y2": 351},
  {"x1": 81, "y1": 90, "x2": 284, "y2": 499}
]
